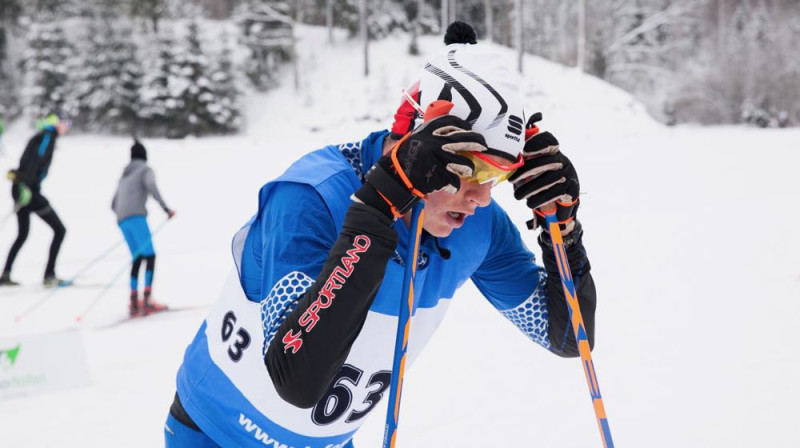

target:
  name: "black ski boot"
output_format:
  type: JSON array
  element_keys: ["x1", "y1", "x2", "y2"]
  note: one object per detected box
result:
[
  {"x1": 142, "y1": 288, "x2": 167, "y2": 315},
  {"x1": 0, "y1": 271, "x2": 19, "y2": 286},
  {"x1": 129, "y1": 291, "x2": 140, "y2": 317},
  {"x1": 43, "y1": 275, "x2": 70, "y2": 288}
]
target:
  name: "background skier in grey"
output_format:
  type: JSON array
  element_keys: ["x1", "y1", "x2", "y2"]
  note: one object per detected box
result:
[{"x1": 112, "y1": 139, "x2": 175, "y2": 316}]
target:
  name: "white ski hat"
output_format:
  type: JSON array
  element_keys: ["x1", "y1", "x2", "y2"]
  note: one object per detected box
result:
[{"x1": 391, "y1": 42, "x2": 525, "y2": 161}]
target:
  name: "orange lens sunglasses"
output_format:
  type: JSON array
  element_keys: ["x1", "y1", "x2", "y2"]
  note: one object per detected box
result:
[{"x1": 461, "y1": 151, "x2": 524, "y2": 186}]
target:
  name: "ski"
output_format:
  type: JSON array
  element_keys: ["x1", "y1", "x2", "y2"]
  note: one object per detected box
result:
[{"x1": 96, "y1": 304, "x2": 207, "y2": 329}]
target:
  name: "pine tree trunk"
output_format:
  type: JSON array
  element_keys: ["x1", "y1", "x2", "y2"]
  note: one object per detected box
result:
[
  {"x1": 327, "y1": 0, "x2": 334, "y2": 43},
  {"x1": 360, "y1": 0, "x2": 369, "y2": 76},
  {"x1": 485, "y1": 0, "x2": 493, "y2": 43},
  {"x1": 717, "y1": 0, "x2": 726, "y2": 52},
  {"x1": 296, "y1": 0, "x2": 305, "y2": 24},
  {"x1": 417, "y1": 0, "x2": 423, "y2": 37},
  {"x1": 411, "y1": 0, "x2": 422, "y2": 54},
  {"x1": 515, "y1": 0, "x2": 522, "y2": 73},
  {"x1": 292, "y1": 21, "x2": 299, "y2": 90},
  {"x1": 505, "y1": 0, "x2": 512, "y2": 47},
  {"x1": 442, "y1": 0, "x2": 449, "y2": 31},
  {"x1": 0, "y1": 25, "x2": 6, "y2": 62},
  {"x1": 577, "y1": 0, "x2": 585, "y2": 71}
]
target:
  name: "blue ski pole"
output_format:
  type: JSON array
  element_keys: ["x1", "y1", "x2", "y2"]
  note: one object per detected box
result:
[
  {"x1": 382, "y1": 201, "x2": 425, "y2": 448},
  {"x1": 381, "y1": 98, "x2": 453, "y2": 447}
]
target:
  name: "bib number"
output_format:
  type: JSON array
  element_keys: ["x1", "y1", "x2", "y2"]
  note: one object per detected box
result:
[
  {"x1": 312, "y1": 364, "x2": 391, "y2": 426},
  {"x1": 221, "y1": 311, "x2": 251, "y2": 362}
]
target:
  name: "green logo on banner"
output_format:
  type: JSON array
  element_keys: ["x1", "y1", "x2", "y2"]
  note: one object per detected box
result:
[{"x1": 0, "y1": 344, "x2": 21, "y2": 371}]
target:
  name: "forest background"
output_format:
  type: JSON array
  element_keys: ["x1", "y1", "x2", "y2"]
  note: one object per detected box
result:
[{"x1": 0, "y1": 0, "x2": 797, "y2": 137}]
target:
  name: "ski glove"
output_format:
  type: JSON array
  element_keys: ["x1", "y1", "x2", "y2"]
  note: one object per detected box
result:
[
  {"x1": 508, "y1": 116, "x2": 579, "y2": 234},
  {"x1": 354, "y1": 115, "x2": 487, "y2": 219},
  {"x1": 15, "y1": 183, "x2": 32, "y2": 210}
]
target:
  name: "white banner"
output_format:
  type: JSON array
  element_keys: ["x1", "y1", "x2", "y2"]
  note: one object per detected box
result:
[{"x1": 0, "y1": 329, "x2": 92, "y2": 398}]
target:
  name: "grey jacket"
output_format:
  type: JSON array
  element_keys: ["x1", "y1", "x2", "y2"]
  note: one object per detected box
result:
[{"x1": 111, "y1": 160, "x2": 171, "y2": 222}]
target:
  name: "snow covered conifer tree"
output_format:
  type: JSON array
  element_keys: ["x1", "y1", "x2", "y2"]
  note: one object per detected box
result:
[
  {"x1": 0, "y1": 0, "x2": 23, "y2": 120},
  {"x1": 140, "y1": 30, "x2": 184, "y2": 137},
  {"x1": 172, "y1": 21, "x2": 217, "y2": 136},
  {"x1": 73, "y1": 14, "x2": 142, "y2": 134},
  {"x1": 332, "y1": 0, "x2": 407, "y2": 38},
  {"x1": 21, "y1": 23, "x2": 75, "y2": 119},
  {"x1": 139, "y1": 22, "x2": 241, "y2": 137},
  {"x1": 129, "y1": 0, "x2": 168, "y2": 32},
  {"x1": 207, "y1": 33, "x2": 242, "y2": 133},
  {"x1": 0, "y1": 0, "x2": 22, "y2": 61},
  {"x1": 238, "y1": 0, "x2": 293, "y2": 91},
  {"x1": 0, "y1": 68, "x2": 17, "y2": 116}
]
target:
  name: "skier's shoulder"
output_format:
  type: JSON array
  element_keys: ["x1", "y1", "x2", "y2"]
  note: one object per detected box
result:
[
  {"x1": 279, "y1": 130, "x2": 386, "y2": 187},
  {"x1": 39, "y1": 127, "x2": 57, "y2": 144},
  {"x1": 487, "y1": 198, "x2": 515, "y2": 225},
  {"x1": 19, "y1": 132, "x2": 44, "y2": 163},
  {"x1": 259, "y1": 181, "x2": 329, "y2": 223},
  {"x1": 120, "y1": 159, "x2": 148, "y2": 177},
  {"x1": 279, "y1": 147, "x2": 358, "y2": 187},
  {"x1": 23, "y1": 131, "x2": 44, "y2": 150},
  {"x1": 257, "y1": 136, "x2": 373, "y2": 210}
]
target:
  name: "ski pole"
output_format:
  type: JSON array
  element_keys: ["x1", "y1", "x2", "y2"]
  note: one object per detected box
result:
[
  {"x1": 381, "y1": 98, "x2": 451, "y2": 447},
  {"x1": 13, "y1": 218, "x2": 170, "y2": 323},
  {"x1": 382, "y1": 201, "x2": 425, "y2": 448},
  {"x1": 0, "y1": 209, "x2": 14, "y2": 231},
  {"x1": 542, "y1": 207, "x2": 614, "y2": 448},
  {"x1": 63, "y1": 235, "x2": 126, "y2": 285},
  {"x1": 75, "y1": 218, "x2": 171, "y2": 322}
]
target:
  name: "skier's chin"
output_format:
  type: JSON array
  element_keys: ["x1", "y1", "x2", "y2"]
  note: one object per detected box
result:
[
  {"x1": 422, "y1": 214, "x2": 460, "y2": 238},
  {"x1": 425, "y1": 226, "x2": 454, "y2": 238}
]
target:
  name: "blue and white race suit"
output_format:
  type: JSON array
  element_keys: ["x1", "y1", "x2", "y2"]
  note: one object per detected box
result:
[{"x1": 173, "y1": 130, "x2": 594, "y2": 447}]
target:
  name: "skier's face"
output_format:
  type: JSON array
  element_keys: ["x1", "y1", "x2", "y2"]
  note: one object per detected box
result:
[
  {"x1": 56, "y1": 122, "x2": 70, "y2": 136},
  {"x1": 422, "y1": 179, "x2": 492, "y2": 237}
]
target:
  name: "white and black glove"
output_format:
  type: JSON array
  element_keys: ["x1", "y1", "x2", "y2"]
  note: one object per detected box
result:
[
  {"x1": 354, "y1": 114, "x2": 487, "y2": 219},
  {"x1": 508, "y1": 113, "x2": 579, "y2": 235}
]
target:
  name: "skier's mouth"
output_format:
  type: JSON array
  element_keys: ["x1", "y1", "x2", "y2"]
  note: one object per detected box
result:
[{"x1": 445, "y1": 211, "x2": 466, "y2": 227}]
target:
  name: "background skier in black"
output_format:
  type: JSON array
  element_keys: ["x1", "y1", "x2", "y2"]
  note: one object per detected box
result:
[{"x1": 1, "y1": 114, "x2": 71, "y2": 287}]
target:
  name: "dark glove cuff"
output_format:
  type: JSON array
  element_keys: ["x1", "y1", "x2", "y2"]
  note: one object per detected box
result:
[
  {"x1": 525, "y1": 198, "x2": 579, "y2": 232},
  {"x1": 356, "y1": 163, "x2": 420, "y2": 219},
  {"x1": 537, "y1": 220, "x2": 583, "y2": 250},
  {"x1": 353, "y1": 183, "x2": 394, "y2": 220}
]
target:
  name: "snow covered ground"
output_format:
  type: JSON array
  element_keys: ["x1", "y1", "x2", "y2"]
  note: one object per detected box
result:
[{"x1": 1, "y1": 26, "x2": 799, "y2": 447}]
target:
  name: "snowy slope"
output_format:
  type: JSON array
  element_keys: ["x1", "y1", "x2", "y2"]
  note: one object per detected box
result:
[{"x1": 1, "y1": 25, "x2": 799, "y2": 448}]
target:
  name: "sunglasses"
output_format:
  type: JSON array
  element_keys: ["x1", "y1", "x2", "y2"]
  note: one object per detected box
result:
[{"x1": 461, "y1": 151, "x2": 524, "y2": 186}]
